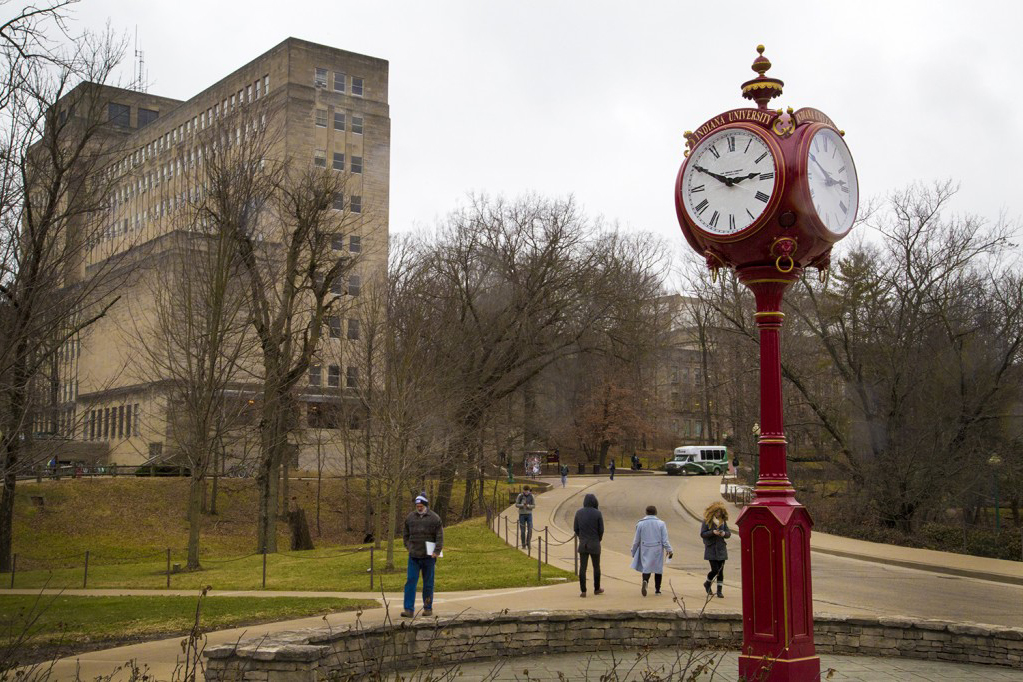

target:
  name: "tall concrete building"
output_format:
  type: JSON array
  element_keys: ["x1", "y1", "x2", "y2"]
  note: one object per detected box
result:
[{"x1": 35, "y1": 38, "x2": 389, "y2": 470}]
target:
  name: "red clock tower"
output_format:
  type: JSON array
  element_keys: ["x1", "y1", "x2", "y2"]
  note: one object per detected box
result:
[{"x1": 674, "y1": 46, "x2": 859, "y2": 681}]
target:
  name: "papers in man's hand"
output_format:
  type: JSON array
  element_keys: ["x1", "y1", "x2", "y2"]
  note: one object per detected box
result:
[
  {"x1": 425, "y1": 541, "x2": 443, "y2": 558},
  {"x1": 665, "y1": 552, "x2": 673, "y2": 564}
]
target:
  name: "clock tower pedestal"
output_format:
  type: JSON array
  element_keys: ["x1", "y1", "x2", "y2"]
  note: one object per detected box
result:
[{"x1": 735, "y1": 265, "x2": 819, "y2": 682}]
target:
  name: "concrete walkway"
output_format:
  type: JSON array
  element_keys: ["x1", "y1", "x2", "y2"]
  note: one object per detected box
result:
[
  {"x1": 427, "y1": 649, "x2": 1023, "y2": 681},
  {"x1": 24, "y1": 473, "x2": 1023, "y2": 681}
]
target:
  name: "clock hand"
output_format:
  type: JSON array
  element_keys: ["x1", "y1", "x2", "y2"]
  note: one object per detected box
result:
[
  {"x1": 694, "y1": 165, "x2": 735, "y2": 186},
  {"x1": 809, "y1": 155, "x2": 839, "y2": 186},
  {"x1": 729, "y1": 171, "x2": 760, "y2": 185}
]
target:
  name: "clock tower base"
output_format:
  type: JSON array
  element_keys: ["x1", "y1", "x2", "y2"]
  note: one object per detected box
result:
[{"x1": 735, "y1": 265, "x2": 820, "y2": 682}]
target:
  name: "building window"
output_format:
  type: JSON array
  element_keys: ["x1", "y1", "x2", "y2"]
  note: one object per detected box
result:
[
  {"x1": 352, "y1": 77, "x2": 364, "y2": 97},
  {"x1": 327, "y1": 316, "x2": 342, "y2": 338},
  {"x1": 138, "y1": 108, "x2": 158, "y2": 128},
  {"x1": 108, "y1": 102, "x2": 130, "y2": 127},
  {"x1": 125, "y1": 404, "x2": 132, "y2": 438},
  {"x1": 103, "y1": 408, "x2": 110, "y2": 439},
  {"x1": 352, "y1": 116, "x2": 363, "y2": 134},
  {"x1": 134, "y1": 403, "x2": 140, "y2": 436},
  {"x1": 331, "y1": 275, "x2": 344, "y2": 295},
  {"x1": 349, "y1": 235, "x2": 361, "y2": 252},
  {"x1": 349, "y1": 411, "x2": 361, "y2": 430},
  {"x1": 332, "y1": 192, "x2": 344, "y2": 210},
  {"x1": 328, "y1": 364, "x2": 341, "y2": 387},
  {"x1": 314, "y1": 149, "x2": 326, "y2": 167},
  {"x1": 315, "y1": 108, "x2": 327, "y2": 127},
  {"x1": 350, "y1": 196, "x2": 362, "y2": 214},
  {"x1": 333, "y1": 152, "x2": 344, "y2": 171},
  {"x1": 314, "y1": 67, "x2": 327, "y2": 88},
  {"x1": 350, "y1": 156, "x2": 362, "y2": 174},
  {"x1": 346, "y1": 366, "x2": 359, "y2": 388},
  {"x1": 348, "y1": 274, "x2": 361, "y2": 296},
  {"x1": 118, "y1": 405, "x2": 125, "y2": 438},
  {"x1": 347, "y1": 318, "x2": 360, "y2": 340},
  {"x1": 308, "y1": 364, "x2": 322, "y2": 387},
  {"x1": 333, "y1": 72, "x2": 345, "y2": 92},
  {"x1": 333, "y1": 111, "x2": 345, "y2": 131}
]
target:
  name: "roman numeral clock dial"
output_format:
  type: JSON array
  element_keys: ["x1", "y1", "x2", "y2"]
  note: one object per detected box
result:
[
  {"x1": 681, "y1": 127, "x2": 778, "y2": 237},
  {"x1": 805, "y1": 126, "x2": 858, "y2": 237}
]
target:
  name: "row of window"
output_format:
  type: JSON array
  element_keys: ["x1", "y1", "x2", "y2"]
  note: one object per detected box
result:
[
  {"x1": 107, "y1": 74, "x2": 271, "y2": 176},
  {"x1": 332, "y1": 234, "x2": 361, "y2": 252},
  {"x1": 314, "y1": 67, "x2": 364, "y2": 97},
  {"x1": 309, "y1": 363, "x2": 358, "y2": 388},
  {"x1": 315, "y1": 109, "x2": 364, "y2": 134},
  {"x1": 86, "y1": 404, "x2": 141, "y2": 441},
  {"x1": 319, "y1": 272, "x2": 361, "y2": 297},
  {"x1": 326, "y1": 316, "x2": 360, "y2": 340},
  {"x1": 33, "y1": 406, "x2": 75, "y2": 438},
  {"x1": 313, "y1": 150, "x2": 364, "y2": 175}
]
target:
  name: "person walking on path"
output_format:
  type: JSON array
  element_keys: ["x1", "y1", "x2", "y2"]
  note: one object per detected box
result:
[
  {"x1": 515, "y1": 485, "x2": 536, "y2": 548},
  {"x1": 573, "y1": 493, "x2": 604, "y2": 597},
  {"x1": 560, "y1": 464, "x2": 569, "y2": 487},
  {"x1": 401, "y1": 494, "x2": 443, "y2": 618},
  {"x1": 630, "y1": 505, "x2": 673, "y2": 596},
  {"x1": 609, "y1": 459, "x2": 616, "y2": 480},
  {"x1": 701, "y1": 501, "x2": 731, "y2": 598}
]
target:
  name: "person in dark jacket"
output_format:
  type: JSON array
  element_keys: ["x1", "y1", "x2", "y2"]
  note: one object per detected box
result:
[
  {"x1": 401, "y1": 494, "x2": 443, "y2": 617},
  {"x1": 700, "y1": 501, "x2": 731, "y2": 598},
  {"x1": 515, "y1": 486, "x2": 536, "y2": 548},
  {"x1": 560, "y1": 464, "x2": 569, "y2": 487},
  {"x1": 573, "y1": 493, "x2": 604, "y2": 597},
  {"x1": 609, "y1": 459, "x2": 616, "y2": 480}
]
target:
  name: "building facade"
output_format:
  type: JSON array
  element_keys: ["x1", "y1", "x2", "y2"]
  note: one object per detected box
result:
[{"x1": 35, "y1": 38, "x2": 389, "y2": 470}]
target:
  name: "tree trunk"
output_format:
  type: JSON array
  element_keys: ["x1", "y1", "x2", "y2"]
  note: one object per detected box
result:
[
  {"x1": 0, "y1": 365, "x2": 28, "y2": 574},
  {"x1": 209, "y1": 446, "x2": 220, "y2": 515},
  {"x1": 280, "y1": 453, "x2": 290, "y2": 521},
  {"x1": 315, "y1": 440, "x2": 322, "y2": 536},
  {"x1": 385, "y1": 480, "x2": 399, "y2": 571},
  {"x1": 187, "y1": 474, "x2": 203, "y2": 570}
]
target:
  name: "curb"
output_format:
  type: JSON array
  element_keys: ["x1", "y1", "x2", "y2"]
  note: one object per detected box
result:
[{"x1": 675, "y1": 480, "x2": 1023, "y2": 587}]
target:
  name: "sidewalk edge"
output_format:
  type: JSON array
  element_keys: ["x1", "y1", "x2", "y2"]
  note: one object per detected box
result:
[{"x1": 676, "y1": 481, "x2": 1023, "y2": 587}]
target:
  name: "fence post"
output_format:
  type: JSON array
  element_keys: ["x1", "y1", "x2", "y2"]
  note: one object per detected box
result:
[
  {"x1": 369, "y1": 548, "x2": 374, "y2": 590},
  {"x1": 573, "y1": 536, "x2": 578, "y2": 575},
  {"x1": 83, "y1": 550, "x2": 89, "y2": 589},
  {"x1": 9, "y1": 553, "x2": 15, "y2": 588},
  {"x1": 537, "y1": 538, "x2": 542, "y2": 583},
  {"x1": 166, "y1": 548, "x2": 171, "y2": 588},
  {"x1": 504, "y1": 516, "x2": 508, "y2": 545},
  {"x1": 262, "y1": 551, "x2": 267, "y2": 589},
  {"x1": 545, "y1": 527, "x2": 549, "y2": 564}
]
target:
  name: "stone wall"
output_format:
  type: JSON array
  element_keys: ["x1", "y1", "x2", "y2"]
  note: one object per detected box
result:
[{"x1": 204, "y1": 610, "x2": 1023, "y2": 681}]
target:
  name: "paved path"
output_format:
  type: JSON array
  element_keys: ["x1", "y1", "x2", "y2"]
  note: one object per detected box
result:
[
  {"x1": 426, "y1": 649, "x2": 1023, "y2": 681},
  {"x1": 26, "y1": 473, "x2": 1023, "y2": 681}
]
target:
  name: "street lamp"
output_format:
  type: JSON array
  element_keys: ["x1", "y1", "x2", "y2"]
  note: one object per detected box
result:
[{"x1": 988, "y1": 454, "x2": 1002, "y2": 532}]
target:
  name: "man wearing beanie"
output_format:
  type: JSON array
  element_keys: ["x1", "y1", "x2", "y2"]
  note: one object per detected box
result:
[{"x1": 401, "y1": 493, "x2": 444, "y2": 618}]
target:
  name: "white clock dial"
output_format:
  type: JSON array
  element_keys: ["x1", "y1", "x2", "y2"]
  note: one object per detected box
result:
[
  {"x1": 806, "y1": 128, "x2": 858, "y2": 235},
  {"x1": 681, "y1": 128, "x2": 778, "y2": 236}
]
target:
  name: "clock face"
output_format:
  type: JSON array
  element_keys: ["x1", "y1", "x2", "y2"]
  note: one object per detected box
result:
[
  {"x1": 680, "y1": 127, "x2": 779, "y2": 237},
  {"x1": 805, "y1": 127, "x2": 858, "y2": 235}
]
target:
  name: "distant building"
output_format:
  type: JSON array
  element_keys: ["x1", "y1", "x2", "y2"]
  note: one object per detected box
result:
[{"x1": 31, "y1": 38, "x2": 390, "y2": 470}]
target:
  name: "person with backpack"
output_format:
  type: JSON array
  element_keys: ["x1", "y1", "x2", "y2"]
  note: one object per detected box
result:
[{"x1": 560, "y1": 463, "x2": 569, "y2": 487}]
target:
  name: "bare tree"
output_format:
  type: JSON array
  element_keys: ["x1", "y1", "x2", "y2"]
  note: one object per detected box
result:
[{"x1": 0, "y1": 13, "x2": 128, "y2": 571}]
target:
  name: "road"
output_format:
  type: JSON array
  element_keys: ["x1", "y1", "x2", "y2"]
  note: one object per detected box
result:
[{"x1": 549, "y1": 474, "x2": 1022, "y2": 627}]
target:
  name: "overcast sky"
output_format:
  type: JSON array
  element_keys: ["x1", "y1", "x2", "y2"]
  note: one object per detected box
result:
[{"x1": 67, "y1": 0, "x2": 1022, "y2": 261}]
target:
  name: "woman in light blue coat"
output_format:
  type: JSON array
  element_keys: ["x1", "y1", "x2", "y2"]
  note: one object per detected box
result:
[{"x1": 630, "y1": 505, "x2": 673, "y2": 596}]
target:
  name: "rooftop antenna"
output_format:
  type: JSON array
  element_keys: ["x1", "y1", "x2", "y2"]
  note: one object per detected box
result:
[{"x1": 132, "y1": 26, "x2": 147, "y2": 93}]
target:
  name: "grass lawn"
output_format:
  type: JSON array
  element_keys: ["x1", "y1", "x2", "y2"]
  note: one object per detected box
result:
[
  {"x1": 7, "y1": 519, "x2": 573, "y2": 592},
  {"x1": 0, "y1": 594, "x2": 376, "y2": 661}
]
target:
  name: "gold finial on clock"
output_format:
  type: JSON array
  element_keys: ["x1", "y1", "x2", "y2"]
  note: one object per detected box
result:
[{"x1": 742, "y1": 44, "x2": 784, "y2": 111}]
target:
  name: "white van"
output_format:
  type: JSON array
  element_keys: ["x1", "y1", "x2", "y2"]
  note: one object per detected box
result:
[{"x1": 666, "y1": 445, "x2": 728, "y2": 476}]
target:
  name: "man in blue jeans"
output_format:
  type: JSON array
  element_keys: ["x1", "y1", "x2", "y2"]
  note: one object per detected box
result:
[
  {"x1": 515, "y1": 486, "x2": 536, "y2": 548},
  {"x1": 401, "y1": 494, "x2": 443, "y2": 618}
]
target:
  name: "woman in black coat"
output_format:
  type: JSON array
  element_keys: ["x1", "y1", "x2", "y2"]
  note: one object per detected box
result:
[
  {"x1": 573, "y1": 493, "x2": 604, "y2": 597},
  {"x1": 700, "y1": 501, "x2": 731, "y2": 598}
]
